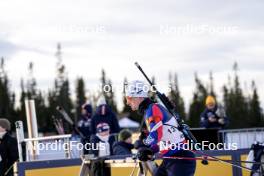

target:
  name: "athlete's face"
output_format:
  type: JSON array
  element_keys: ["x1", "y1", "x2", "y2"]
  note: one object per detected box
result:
[{"x1": 126, "y1": 97, "x2": 144, "y2": 111}]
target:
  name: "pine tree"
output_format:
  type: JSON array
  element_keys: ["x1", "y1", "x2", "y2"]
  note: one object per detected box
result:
[
  {"x1": 122, "y1": 77, "x2": 130, "y2": 113},
  {"x1": 46, "y1": 43, "x2": 74, "y2": 132},
  {"x1": 208, "y1": 71, "x2": 216, "y2": 97},
  {"x1": 26, "y1": 62, "x2": 37, "y2": 99},
  {"x1": 188, "y1": 73, "x2": 208, "y2": 127},
  {"x1": 222, "y1": 62, "x2": 249, "y2": 128},
  {"x1": 18, "y1": 62, "x2": 48, "y2": 132},
  {"x1": 75, "y1": 77, "x2": 86, "y2": 119},
  {"x1": 56, "y1": 44, "x2": 73, "y2": 114},
  {"x1": 107, "y1": 79, "x2": 118, "y2": 112},
  {"x1": 0, "y1": 57, "x2": 17, "y2": 129},
  {"x1": 101, "y1": 69, "x2": 107, "y2": 101},
  {"x1": 100, "y1": 69, "x2": 118, "y2": 113},
  {"x1": 27, "y1": 62, "x2": 47, "y2": 132},
  {"x1": 168, "y1": 73, "x2": 186, "y2": 120},
  {"x1": 19, "y1": 79, "x2": 27, "y2": 126},
  {"x1": 248, "y1": 81, "x2": 263, "y2": 127}
]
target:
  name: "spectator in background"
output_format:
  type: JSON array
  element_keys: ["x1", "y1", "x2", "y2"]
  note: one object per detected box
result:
[
  {"x1": 113, "y1": 129, "x2": 134, "y2": 156},
  {"x1": 89, "y1": 123, "x2": 115, "y2": 157},
  {"x1": 77, "y1": 103, "x2": 93, "y2": 155},
  {"x1": 0, "y1": 118, "x2": 18, "y2": 176},
  {"x1": 90, "y1": 97, "x2": 120, "y2": 135},
  {"x1": 200, "y1": 95, "x2": 229, "y2": 129}
]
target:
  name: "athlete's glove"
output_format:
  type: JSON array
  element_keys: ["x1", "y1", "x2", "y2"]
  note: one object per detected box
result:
[
  {"x1": 134, "y1": 139, "x2": 149, "y2": 149},
  {"x1": 137, "y1": 147, "x2": 154, "y2": 161}
]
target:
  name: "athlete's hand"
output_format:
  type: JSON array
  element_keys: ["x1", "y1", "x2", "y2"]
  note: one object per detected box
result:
[
  {"x1": 137, "y1": 147, "x2": 154, "y2": 161},
  {"x1": 134, "y1": 140, "x2": 149, "y2": 149}
]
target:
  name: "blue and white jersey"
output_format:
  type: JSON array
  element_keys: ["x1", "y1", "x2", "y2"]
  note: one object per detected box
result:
[{"x1": 143, "y1": 103, "x2": 186, "y2": 156}]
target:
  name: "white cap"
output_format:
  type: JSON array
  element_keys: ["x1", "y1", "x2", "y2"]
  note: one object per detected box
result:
[
  {"x1": 125, "y1": 80, "x2": 149, "y2": 98},
  {"x1": 97, "y1": 96, "x2": 107, "y2": 107}
]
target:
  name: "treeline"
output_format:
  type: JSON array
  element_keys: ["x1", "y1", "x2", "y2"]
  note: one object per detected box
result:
[
  {"x1": 122, "y1": 62, "x2": 264, "y2": 129},
  {"x1": 0, "y1": 44, "x2": 119, "y2": 133},
  {"x1": 186, "y1": 63, "x2": 263, "y2": 128},
  {"x1": 0, "y1": 45, "x2": 263, "y2": 132}
]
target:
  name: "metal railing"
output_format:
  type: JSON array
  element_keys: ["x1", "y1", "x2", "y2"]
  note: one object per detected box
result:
[
  {"x1": 15, "y1": 121, "x2": 77, "y2": 162},
  {"x1": 218, "y1": 127, "x2": 264, "y2": 149}
]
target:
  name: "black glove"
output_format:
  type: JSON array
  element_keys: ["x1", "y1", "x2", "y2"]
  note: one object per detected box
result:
[
  {"x1": 137, "y1": 147, "x2": 154, "y2": 161},
  {"x1": 134, "y1": 140, "x2": 149, "y2": 149},
  {"x1": 139, "y1": 130, "x2": 148, "y2": 140}
]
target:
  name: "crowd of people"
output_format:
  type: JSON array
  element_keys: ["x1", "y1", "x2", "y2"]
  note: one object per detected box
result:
[
  {"x1": 76, "y1": 93, "x2": 229, "y2": 160},
  {"x1": 75, "y1": 81, "x2": 230, "y2": 176},
  {"x1": 0, "y1": 80, "x2": 230, "y2": 176},
  {"x1": 77, "y1": 97, "x2": 137, "y2": 158}
]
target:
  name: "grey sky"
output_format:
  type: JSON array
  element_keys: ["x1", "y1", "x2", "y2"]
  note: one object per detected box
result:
[{"x1": 0, "y1": 0, "x2": 264, "y2": 110}]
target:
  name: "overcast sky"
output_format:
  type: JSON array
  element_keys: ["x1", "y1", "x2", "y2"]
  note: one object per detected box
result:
[{"x1": 0, "y1": 0, "x2": 264, "y2": 111}]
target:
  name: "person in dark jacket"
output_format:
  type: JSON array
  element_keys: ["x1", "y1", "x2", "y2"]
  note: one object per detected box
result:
[
  {"x1": 200, "y1": 95, "x2": 229, "y2": 129},
  {"x1": 0, "y1": 118, "x2": 18, "y2": 176},
  {"x1": 77, "y1": 103, "x2": 93, "y2": 155},
  {"x1": 89, "y1": 123, "x2": 115, "y2": 157},
  {"x1": 113, "y1": 129, "x2": 134, "y2": 156},
  {"x1": 90, "y1": 98, "x2": 120, "y2": 135}
]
